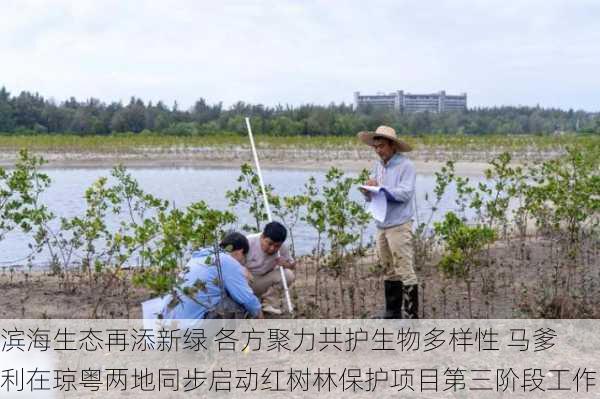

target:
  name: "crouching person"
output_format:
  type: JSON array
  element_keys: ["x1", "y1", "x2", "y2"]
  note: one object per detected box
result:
[
  {"x1": 246, "y1": 221, "x2": 296, "y2": 315},
  {"x1": 160, "y1": 232, "x2": 263, "y2": 320}
]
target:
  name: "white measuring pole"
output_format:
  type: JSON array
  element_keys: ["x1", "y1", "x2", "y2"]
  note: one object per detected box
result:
[{"x1": 245, "y1": 117, "x2": 294, "y2": 314}]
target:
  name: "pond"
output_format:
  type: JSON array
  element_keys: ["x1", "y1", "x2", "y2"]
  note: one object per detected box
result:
[{"x1": 0, "y1": 167, "x2": 484, "y2": 268}]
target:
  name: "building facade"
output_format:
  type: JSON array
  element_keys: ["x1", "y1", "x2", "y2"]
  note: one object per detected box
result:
[{"x1": 354, "y1": 90, "x2": 467, "y2": 113}]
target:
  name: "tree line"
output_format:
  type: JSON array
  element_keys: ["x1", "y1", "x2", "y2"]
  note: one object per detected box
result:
[{"x1": 0, "y1": 86, "x2": 599, "y2": 136}]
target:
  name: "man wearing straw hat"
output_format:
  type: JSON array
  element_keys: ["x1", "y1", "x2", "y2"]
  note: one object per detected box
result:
[{"x1": 358, "y1": 125, "x2": 419, "y2": 319}]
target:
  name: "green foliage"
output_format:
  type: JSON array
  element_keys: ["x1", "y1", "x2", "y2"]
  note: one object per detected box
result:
[
  {"x1": 480, "y1": 153, "x2": 525, "y2": 233},
  {"x1": 0, "y1": 149, "x2": 52, "y2": 241},
  {"x1": 526, "y1": 147, "x2": 600, "y2": 247},
  {"x1": 434, "y1": 212, "x2": 496, "y2": 279},
  {"x1": 432, "y1": 146, "x2": 597, "y2": 258},
  {"x1": 271, "y1": 192, "x2": 309, "y2": 257},
  {"x1": 414, "y1": 160, "x2": 455, "y2": 263},
  {"x1": 0, "y1": 140, "x2": 596, "y2": 315},
  {"x1": 446, "y1": 152, "x2": 530, "y2": 241},
  {"x1": 19, "y1": 162, "x2": 236, "y2": 296},
  {"x1": 226, "y1": 163, "x2": 274, "y2": 232},
  {"x1": 131, "y1": 203, "x2": 235, "y2": 296},
  {"x1": 0, "y1": 87, "x2": 16, "y2": 132},
  {"x1": 303, "y1": 176, "x2": 326, "y2": 236},
  {"x1": 2, "y1": 85, "x2": 600, "y2": 136},
  {"x1": 303, "y1": 168, "x2": 370, "y2": 275},
  {"x1": 455, "y1": 152, "x2": 528, "y2": 238},
  {"x1": 31, "y1": 165, "x2": 168, "y2": 273},
  {"x1": 59, "y1": 177, "x2": 117, "y2": 272},
  {"x1": 323, "y1": 168, "x2": 370, "y2": 259},
  {"x1": 225, "y1": 162, "x2": 371, "y2": 314},
  {"x1": 104, "y1": 167, "x2": 235, "y2": 295},
  {"x1": 434, "y1": 212, "x2": 496, "y2": 318}
]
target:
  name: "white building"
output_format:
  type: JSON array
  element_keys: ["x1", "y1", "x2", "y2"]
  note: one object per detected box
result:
[{"x1": 354, "y1": 90, "x2": 467, "y2": 113}]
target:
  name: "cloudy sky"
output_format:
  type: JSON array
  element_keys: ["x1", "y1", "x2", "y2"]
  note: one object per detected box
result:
[{"x1": 1, "y1": 0, "x2": 599, "y2": 110}]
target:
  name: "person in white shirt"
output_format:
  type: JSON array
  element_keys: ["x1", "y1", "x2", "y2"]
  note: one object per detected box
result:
[{"x1": 245, "y1": 221, "x2": 296, "y2": 315}]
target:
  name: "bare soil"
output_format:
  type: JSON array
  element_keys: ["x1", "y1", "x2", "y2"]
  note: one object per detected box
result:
[
  {"x1": 284, "y1": 234, "x2": 600, "y2": 319},
  {"x1": 2, "y1": 235, "x2": 597, "y2": 319},
  {"x1": 0, "y1": 269, "x2": 150, "y2": 319}
]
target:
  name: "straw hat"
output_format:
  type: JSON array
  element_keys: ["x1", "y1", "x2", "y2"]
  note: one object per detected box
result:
[{"x1": 357, "y1": 125, "x2": 412, "y2": 152}]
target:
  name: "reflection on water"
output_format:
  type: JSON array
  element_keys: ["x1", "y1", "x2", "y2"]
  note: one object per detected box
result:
[{"x1": 0, "y1": 167, "x2": 483, "y2": 268}]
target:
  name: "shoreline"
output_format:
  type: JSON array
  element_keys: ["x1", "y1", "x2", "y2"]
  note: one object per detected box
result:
[
  {"x1": 12, "y1": 158, "x2": 490, "y2": 176},
  {"x1": 0, "y1": 147, "x2": 553, "y2": 175}
]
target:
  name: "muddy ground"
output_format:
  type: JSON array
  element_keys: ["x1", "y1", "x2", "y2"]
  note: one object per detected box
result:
[{"x1": 1, "y1": 235, "x2": 597, "y2": 319}]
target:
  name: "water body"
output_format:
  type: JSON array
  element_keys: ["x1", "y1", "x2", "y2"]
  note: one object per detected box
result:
[{"x1": 0, "y1": 167, "x2": 483, "y2": 268}]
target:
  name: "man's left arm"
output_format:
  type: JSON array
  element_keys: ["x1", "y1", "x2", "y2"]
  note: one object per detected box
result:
[{"x1": 381, "y1": 161, "x2": 416, "y2": 203}]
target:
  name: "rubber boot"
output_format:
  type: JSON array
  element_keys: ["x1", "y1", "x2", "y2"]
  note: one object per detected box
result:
[
  {"x1": 383, "y1": 280, "x2": 404, "y2": 319},
  {"x1": 402, "y1": 284, "x2": 419, "y2": 319}
]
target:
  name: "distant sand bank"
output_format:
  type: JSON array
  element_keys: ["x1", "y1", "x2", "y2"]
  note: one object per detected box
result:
[{"x1": 0, "y1": 146, "x2": 561, "y2": 175}]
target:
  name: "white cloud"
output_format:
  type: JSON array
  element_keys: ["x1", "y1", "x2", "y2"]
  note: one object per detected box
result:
[{"x1": 0, "y1": 0, "x2": 599, "y2": 110}]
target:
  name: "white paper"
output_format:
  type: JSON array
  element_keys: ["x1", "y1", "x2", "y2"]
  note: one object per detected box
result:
[
  {"x1": 142, "y1": 297, "x2": 164, "y2": 331},
  {"x1": 369, "y1": 191, "x2": 388, "y2": 222},
  {"x1": 359, "y1": 185, "x2": 387, "y2": 222},
  {"x1": 142, "y1": 296, "x2": 163, "y2": 320},
  {"x1": 358, "y1": 185, "x2": 380, "y2": 193}
]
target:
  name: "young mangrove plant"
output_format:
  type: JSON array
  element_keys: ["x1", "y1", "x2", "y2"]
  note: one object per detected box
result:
[{"x1": 434, "y1": 212, "x2": 496, "y2": 318}]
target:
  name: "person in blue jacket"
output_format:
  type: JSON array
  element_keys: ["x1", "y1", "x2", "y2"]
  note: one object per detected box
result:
[{"x1": 160, "y1": 232, "x2": 263, "y2": 319}]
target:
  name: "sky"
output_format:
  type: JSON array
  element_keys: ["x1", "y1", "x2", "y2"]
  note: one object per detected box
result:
[{"x1": 1, "y1": 0, "x2": 599, "y2": 111}]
